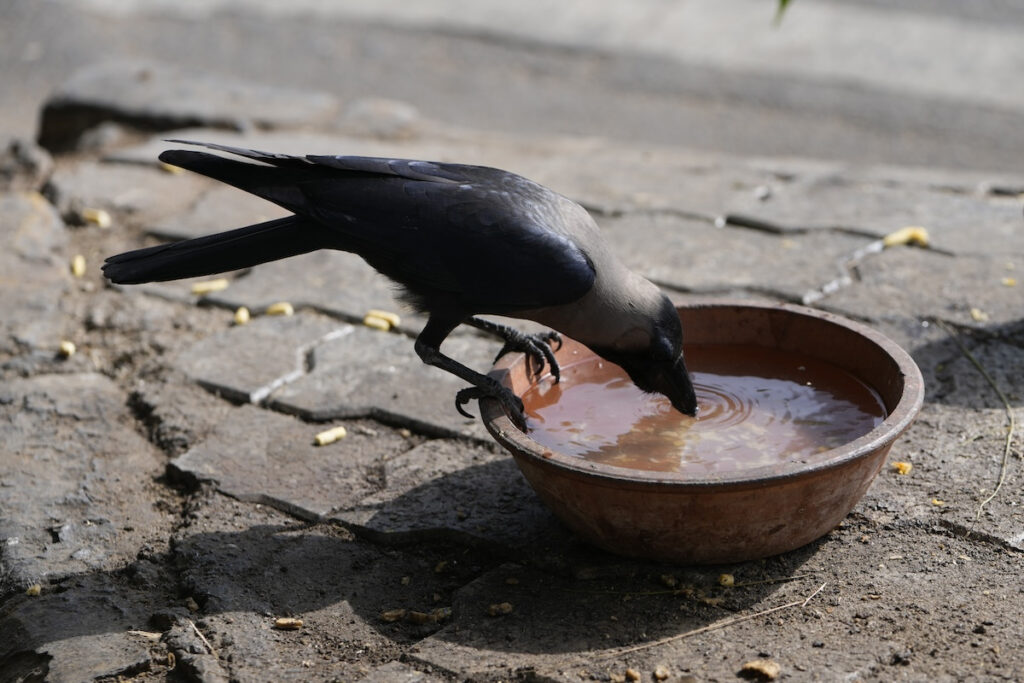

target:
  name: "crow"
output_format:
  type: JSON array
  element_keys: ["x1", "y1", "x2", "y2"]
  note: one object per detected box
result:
[{"x1": 103, "y1": 141, "x2": 698, "y2": 427}]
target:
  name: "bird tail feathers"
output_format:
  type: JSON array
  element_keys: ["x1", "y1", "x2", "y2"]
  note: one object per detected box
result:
[{"x1": 102, "y1": 215, "x2": 325, "y2": 284}]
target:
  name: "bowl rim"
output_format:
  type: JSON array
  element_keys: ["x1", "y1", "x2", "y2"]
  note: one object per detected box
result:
[{"x1": 480, "y1": 299, "x2": 925, "y2": 490}]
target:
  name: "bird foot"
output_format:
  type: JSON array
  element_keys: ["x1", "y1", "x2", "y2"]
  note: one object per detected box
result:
[
  {"x1": 455, "y1": 378, "x2": 527, "y2": 430},
  {"x1": 494, "y1": 330, "x2": 563, "y2": 383}
]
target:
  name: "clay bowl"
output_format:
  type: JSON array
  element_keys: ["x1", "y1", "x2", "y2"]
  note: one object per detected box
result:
[{"x1": 479, "y1": 301, "x2": 924, "y2": 564}]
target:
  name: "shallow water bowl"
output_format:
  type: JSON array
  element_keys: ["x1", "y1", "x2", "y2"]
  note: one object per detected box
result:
[{"x1": 480, "y1": 301, "x2": 924, "y2": 564}]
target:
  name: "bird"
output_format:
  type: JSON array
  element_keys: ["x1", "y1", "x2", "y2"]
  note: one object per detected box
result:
[{"x1": 103, "y1": 140, "x2": 698, "y2": 427}]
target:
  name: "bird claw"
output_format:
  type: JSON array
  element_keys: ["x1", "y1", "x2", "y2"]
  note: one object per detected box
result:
[
  {"x1": 455, "y1": 381, "x2": 527, "y2": 430},
  {"x1": 494, "y1": 330, "x2": 563, "y2": 383}
]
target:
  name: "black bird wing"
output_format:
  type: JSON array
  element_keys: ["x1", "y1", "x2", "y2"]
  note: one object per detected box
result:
[{"x1": 159, "y1": 141, "x2": 596, "y2": 313}]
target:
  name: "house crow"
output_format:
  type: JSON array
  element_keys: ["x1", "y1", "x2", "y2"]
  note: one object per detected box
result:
[{"x1": 103, "y1": 141, "x2": 698, "y2": 427}]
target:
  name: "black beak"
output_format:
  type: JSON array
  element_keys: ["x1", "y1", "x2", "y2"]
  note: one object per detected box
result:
[
  {"x1": 617, "y1": 353, "x2": 698, "y2": 417},
  {"x1": 653, "y1": 355, "x2": 698, "y2": 416}
]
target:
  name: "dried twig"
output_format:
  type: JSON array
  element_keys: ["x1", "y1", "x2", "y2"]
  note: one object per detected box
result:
[
  {"x1": 598, "y1": 582, "x2": 827, "y2": 659},
  {"x1": 188, "y1": 619, "x2": 216, "y2": 656},
  {"x1": 936, "y1": 320, "x2": 1018, "y2": 525}
]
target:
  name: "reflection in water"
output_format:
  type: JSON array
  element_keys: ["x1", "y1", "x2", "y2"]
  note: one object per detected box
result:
[{"x1": 523, "y1": 345, "x2": 886, "y2": 475}]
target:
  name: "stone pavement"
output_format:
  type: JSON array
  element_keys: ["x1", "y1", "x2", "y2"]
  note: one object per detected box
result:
[{"x1": 1, "y1": 65, "x2": 1022, "y2": 682}]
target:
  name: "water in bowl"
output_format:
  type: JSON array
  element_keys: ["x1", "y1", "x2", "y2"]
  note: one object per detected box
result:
[{"x1": 523, "y1": 344, "x2": 886, "y2": 474}]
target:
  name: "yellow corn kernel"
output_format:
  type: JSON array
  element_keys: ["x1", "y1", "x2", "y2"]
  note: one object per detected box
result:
[
  {"x1": 314, "y1": 426, "x2": 347, "y2": 446},
  {"x1": 365, "y1": 309, "x2": 401, "y2": 328},
  {"x1": 81, "y1": 207, "x2": 112, "y2": 228},
  {"x1": 718, "y1": 573, "x2": 735, "y2": 587},
  {"x1": 892, "y1": 461, "x2": 913, "y2": 475},
  {"x1": 1002, "y1": 277, "x2": 1017, "y2": 287},
  {"x1": 931, "y1": 498, "x2": 946, "y2": 507},
  {"x1": 882, "y1": 226, "x2": 929, "y2": 248},
  {"x1": 58, "y1": 340, "x2": 76, "y2": 358},
  {"x1": 362, "y1": 314, "x2": 391, "y2": 331},
  {"x1": 233, "y1": 306, "x2": 250, "y2": 325},
  {"x1": 70, "y1": 254, "x2": 86, "y2": 278},
  {"x1": 969, "y1": 308, "x2": 989, "y2": 322},
  {"x1": 265, "y1": 301, "x2": 294, "y2": 316},
  {"x1": 26, "y1": 584, "x2": 42, "y2": 596},
  {"x1": 190, "y1": 278, "x2": 229, "y2": 295}
]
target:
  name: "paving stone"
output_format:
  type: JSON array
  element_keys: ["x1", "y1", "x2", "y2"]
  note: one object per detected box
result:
[
  {"x1": 0, "y1": 137, "x2": 53, "y2": 192},
  {"x1": 332, "y1": 439, "x2": 562, "y2": 550},
  {"x1": 37, "y1": 61, "x2": 341, "y2": 152},
  {"x1": 0, "y1": 373, "x2": 170, "y2": 592},
  {"x1": 0, "y1": 582, "x2": 165, "y2": 682},
  {"x1": 169, "y1": 405, "x2": 413, "y2": 520},
  {"x1": 355, "y1": 661, "x2": 443, "y2": 682},
  {"x1": 600, "y1": 212, "x2": 871, "y2": 300},
  {"x1": 268, "y1": 326, "x2": 501, "y2": 438},
  {"x1": 0, "y1": 191, "x2": 71, "y2": 353},
  {"x1": 171, "y1": 313, "x2": 345, "y2": 404},
  {"x1": 172, "y1": 495, "x2": 461, "y2": 680},
  {"x1": 148, "y1": 184, "x2": 288, "y2": 241},
  {"x1": 45, "y1": 159, "x2": 209, "y2": 228},
  {"x1": 821, "y1": 247, "x2": 1022, "y2": 328},
  {"x1": 206, "y1": 250, "x2": 427, "y2": 334},
  {"x1": 725, "y1": 174, "x2": 1024, "y2": 255}
]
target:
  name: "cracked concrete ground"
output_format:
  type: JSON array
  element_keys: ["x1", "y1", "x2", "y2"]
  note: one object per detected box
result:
[{"x1": 1, "y1": 62, "x2": 1022, "y2": 683}]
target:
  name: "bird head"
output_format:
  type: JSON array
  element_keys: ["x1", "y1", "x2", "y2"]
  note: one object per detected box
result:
[{"x1": 591, "y1": 295, "x2": 698, "y2": 417}]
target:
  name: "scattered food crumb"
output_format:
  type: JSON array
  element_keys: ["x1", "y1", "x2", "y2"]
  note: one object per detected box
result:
[
  {"x1": 653, "y1": 664, "x2": 670, "y2": 680},
  {"x1": 190, "y1": 278, "x2": 229, "y2": 295},
  {"x1": 363, "y1": 314, "x2": 392, "y2": 331},
  {"x1": 379, "y1": 608, "x2": 407, "y2": 623},
  {"x1": 931, "y1": 498, "x2": 946, "y2": 507},
  {"x1": 70, "y1": 254, "x2": 86, "y2": 277},
  {"x1": 969, "y1": 308, "x2": 990, "y2": 322},
  {"x1": 314, "y1": 425, "x2": 347, "y2": 446},
  {"x1": 25, "y1": 584, "x2": 41, "y2": 596},
  {"x1": 609, "y1": 673, "x2": 626, "y2": 683},
  {"x1": 273, "y1": 617, "x2": 303, "y2": 630},
  {"x1": 1001, "y1": 277, "x2": 1017, "y2": 287},
  {"x1": 893, "y1": 461, "x2": 913, "y2": 475},
  {"x1": 266, "y1": 301, "x2": 294, "y2": 316},
  {"x1": 718, "y1": 573, "x2": 735, "y2": 587},
  {"x1": 81, "y1": 207, "x2": 112, "y2": 228},
  {"x1": 234, "y1": 306, "x2": 250, "y2": 325},
  {"x1": 740, "y1": 658, "x2": 781, "y2": 680},
  {"x1": 365, "y1": 309, "x2": 401, "y2": 328},
  {"x1": 487, "y1": 602, "x2": 514, "y2": 616},
  {"x1": 400, "y1": 576, "x2": 410, "y2": 586},
  {"x1": 398, "y1": 428, "x2": 412, "y2": 438},
  {"x1": 58, "y1": 340, "x2": 76, "y2": 358},
  {"x1": 624, "y1": 667, "x2": 641, "y2": 681},
  {"x1": 659, "y1": 574, "x2": 678, "y2": 588},
  {"x1": 882, "y1": 226, "x2": 929, "y2": 248}
]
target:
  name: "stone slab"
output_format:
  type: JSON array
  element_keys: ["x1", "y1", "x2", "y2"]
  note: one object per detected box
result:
[
  {"x1": 725, "y1": 174, "x2": 1024, "y2": 255},
  {"x1": 0, "y1": 373, "x2": 171, "y2": 592},
  {"x1": 171, "y1": 494, "x2": 464, "y2": 680},
  {"x1": 600, "y1": 211, "x2": 871, "y2": 301},
  {"x1": 268, "y1": 325, "x2": 502, "y2": 438},
  {"x1": 45, "y1": 159, "x2": 209, "y2": 228},
  {"x1": 333, "y1": 439, "x2": 563, "y2": 551},
  {"x1": 205, "y1": 250, "x2": 428, "y2": 335},
  {"x1": 148, "y1": 184, "x2": 288, "y2": 242},
  {"x1": 169, "y1": 404, "x2": 413, "y2": 520},
  {"x1": 38, "y1": 61, "x2": 341, "y2": 152},
  {"x1": 821, "y1": 247, "x2": 1022, "y2": 328},
  {"x1": 171, "y1": 313, "x2": 346, "y2": 404},
  {"x1": 0, "y1": 191, "x2": 71, "y2": 353},
  {"x1": 412, "y1": 520, "x2": 1024, "y2": 681}
]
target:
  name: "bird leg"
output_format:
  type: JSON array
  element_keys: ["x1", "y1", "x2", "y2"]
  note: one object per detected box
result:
[
  {"x1": 465, "y1": 317, "x2": 563, "y2": 383},
  {"x1": 415, "y1": 316, "x2": 528, "y2": 429}
]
